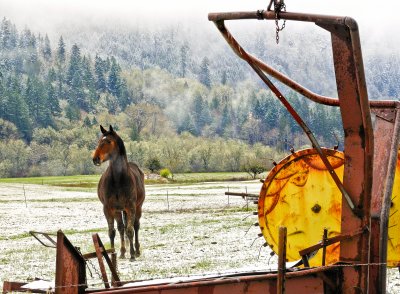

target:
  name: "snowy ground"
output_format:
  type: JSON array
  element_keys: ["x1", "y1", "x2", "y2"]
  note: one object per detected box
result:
[{"x1": 0, "y1": 181, "x2": 399, "y2": 292}]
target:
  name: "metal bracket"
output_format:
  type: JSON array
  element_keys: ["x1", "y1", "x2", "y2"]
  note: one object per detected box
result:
[{"x1": 29, "y1": 231, "x2": 57, "y2": 248}]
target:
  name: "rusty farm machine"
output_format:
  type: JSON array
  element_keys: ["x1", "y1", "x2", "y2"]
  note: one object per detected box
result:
[{"x1": 3, "y1": 1, "x2": 400, "y2": 293}]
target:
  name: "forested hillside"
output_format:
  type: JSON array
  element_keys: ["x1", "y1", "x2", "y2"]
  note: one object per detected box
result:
[{"x1": 0, "y1": 16, "x2": 398, "y2": 177}]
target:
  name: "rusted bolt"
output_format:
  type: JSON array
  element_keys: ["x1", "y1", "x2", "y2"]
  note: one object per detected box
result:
[{"x1": 312, "y1": 204, "x2": 322, "y2": 213}]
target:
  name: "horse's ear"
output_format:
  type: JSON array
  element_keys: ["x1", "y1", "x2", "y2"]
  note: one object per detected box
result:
[
  {"x1": 100, "y1": 125, "x2": 107, "y2": 134},
  {"x1": 109, "y1": 125, "x2": 114, "y2": 133}
]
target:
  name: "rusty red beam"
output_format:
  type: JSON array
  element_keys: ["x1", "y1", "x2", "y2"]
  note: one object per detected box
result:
[
  {"x1": 2, "y1": 281, "x2": 47, "y2": 294},
  {"x1": 55, "y1": 231, "x2": 86, "y2": 294},
  {"x1": 90, "y1": 266, "x2": 340, "y2": 294},
  {"x1": 92, "y1": 233, "x2": 122, "y2": 287},
  {"x1": 369, "y1": 106, "x2": 400, "y2": 292},
  {"x1": 299, "y1": 227, "x2": 365, "y2": 257}
]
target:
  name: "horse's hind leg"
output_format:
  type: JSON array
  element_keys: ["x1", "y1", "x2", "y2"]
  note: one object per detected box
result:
[
  {"x1": 134, "y1": 208, "x2": 142, "y2": 257},
  {"x1": 134, "y1": 218, "x2": 140, "y2": 257},
  {"x1": 125, "y1": 209, "x2": 136, "y2": 261},
  {"x1": 115, "y1": 212, "x2": 126, "y2": 259}
]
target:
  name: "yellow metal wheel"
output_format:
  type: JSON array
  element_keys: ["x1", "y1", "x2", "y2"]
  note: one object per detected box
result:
[
  {"x1": 387, "y1": 151, "x2": 400, "y2": 267},
  {"x1": 258, "y1": 148, "x2": 400, "y2": 267}
]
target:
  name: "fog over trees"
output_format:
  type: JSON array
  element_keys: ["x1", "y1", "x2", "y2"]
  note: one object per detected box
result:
[{"x1": 0, "y1": 12, "x2": 398, "y2": 177}]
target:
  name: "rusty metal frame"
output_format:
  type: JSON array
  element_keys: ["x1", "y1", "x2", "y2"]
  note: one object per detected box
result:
[
  {"x1": 2, "y1": 281, "x2": 46, "y2": 294},
  {"x1": 89, "y1": 233, "x2": 122, "y2": 288},
  {"x1": 208, "y1": 9, "x2": 400, "y2": 294},
  {"x1": 55, "y1": 230, "x2": 87, "y2": 294},
  {"x1": 369, "y1": 107, "x2": 400, "y2": 292},
  {"x1": 90, "y1": 267, "x2": 339, "y2": 294}
]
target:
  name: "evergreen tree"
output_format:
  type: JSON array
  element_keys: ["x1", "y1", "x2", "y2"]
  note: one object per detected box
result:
[
  {"x1": 178, "y1": 114, "x2": 197, "y2": 135},
  {"x1": 94, "y1": 55, "x2": 107, "y2": 92},
  {"x1": 57, "y1": 36, "x2": 66, "y2": 64},
  {"x1": 199, "y1": 57, "x2": 211, "y2": 88},
  {"x1": 179, "y1": 44, "x2": 189, "y2": 78},
  {"x1": 217, "y1": 105, "x2": 231, "y2": 136},
  {"x1": 70, "y1": 71, "x2": 87, "y2": 110},
  {"x1": 67, "y1": 44, "x2": 82, "y2": 86},
  {"x1": 42, "y1": 34, "x2": 52, "y2": 61},
  {"x1": 191, "y1": 93, "x2": 211, "y2": 134},
  {"x1": 45, "y1": 79, "x2": 61, "y2": 116},
  {"x1": 6, "y1": 82, "x2": 32, "y2": 140},
  {"x1": 65, "y1": 103, "x2": 81, "y2": 121},
  {"x1": 81, "y1": 56, "x2": 94, "y2": 88},
  {"x1": 107, "y1": 56, "x2": 121, "y2": 96},
  {"x1": 81, "y1": 56, "x2": 97, "y2": 108},
  {"x1": 221, "y1": 71, "x2": 227, "y2": 85},
  {"x1": 107, "y1": 57, "x2": 129, "y2": 109},
  {"x1": 83, "y1": 116, "x2": 92, "y2": 127},
  {"x1": 1, "y1": 18, "x2": 18, "y2": 50}
]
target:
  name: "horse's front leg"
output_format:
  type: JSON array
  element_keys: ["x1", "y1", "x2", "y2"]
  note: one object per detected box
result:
[
  {"x1": 115, "y1": 212, "x2": 126, "y2": 259},
  {"x1": 124, "y1": 208, "x2": 136, "y2": 261},
  {"x1": 104, "y1": 207, "x2": 116, "y2": 249}
]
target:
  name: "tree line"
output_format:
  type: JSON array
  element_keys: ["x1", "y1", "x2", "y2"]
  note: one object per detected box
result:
[
  {"x1": 1, "y1": 17, "x2": 392, "y2": 178},
  {"x1": 0, "y1": 121, "x2": 284, "y2": 178}
]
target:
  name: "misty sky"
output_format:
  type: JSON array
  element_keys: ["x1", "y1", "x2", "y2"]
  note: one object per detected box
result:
[
  {"x1": 0, "y1": 0, "x2": 399, "y2": 51},
  {"x1": 0, "y1": 0, "x2": 398, "y2": 30}
]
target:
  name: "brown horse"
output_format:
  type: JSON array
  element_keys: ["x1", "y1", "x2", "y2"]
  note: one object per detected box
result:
[{"x1": 92, "y1": 125, "x2": 145, "y2": 261}]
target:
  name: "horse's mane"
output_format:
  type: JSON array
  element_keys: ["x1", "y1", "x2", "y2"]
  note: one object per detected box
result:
[{"x1": 115, "y1": 135, "x2": 127, "y2": 156}]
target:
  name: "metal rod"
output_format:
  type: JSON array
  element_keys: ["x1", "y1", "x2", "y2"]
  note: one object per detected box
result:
[
  {"x1": 93, "y1": 233, "x2": 122, "y2": 287},
  {"x1": 92, "y1": 234, "x2": 110, "y2": 288},
  {"x1": 277, "y1": 226, "x2": 287, "y2": 294},
  {"x1": 299, "y1": 227, "x2": 365, "y2": 257},
  {"x1": 322, "y1": 228, "x2": 328, "y2": 266},
  {"x1": 225, "y1": 192, "x2": 259, "y2": 199},
  {"x1": 208, "y1": 10, "x2": 347, "y2": 24},
  {"x1": 29, "y1": 231, "x2": 57, "y2": 248}
]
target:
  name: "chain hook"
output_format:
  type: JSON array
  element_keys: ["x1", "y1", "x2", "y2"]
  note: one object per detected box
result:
[{"x1": 267, "y1": 0, "x2": 287, "y2": 44}]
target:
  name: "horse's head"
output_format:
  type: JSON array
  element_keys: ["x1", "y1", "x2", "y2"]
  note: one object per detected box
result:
[{"x1": 92, "y1": 125, "x2": 124, "y2": 166}]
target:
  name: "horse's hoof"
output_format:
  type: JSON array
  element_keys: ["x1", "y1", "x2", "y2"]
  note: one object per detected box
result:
[
  {"x1": 119, "y1": 254, "x2": 126, "y2": 259},
  {"x1": 135, "y1": 251, "x2": 141, "y2": 257},
  {"x1": 129, "y1": 257, "x2": 136, "y2": 262}
]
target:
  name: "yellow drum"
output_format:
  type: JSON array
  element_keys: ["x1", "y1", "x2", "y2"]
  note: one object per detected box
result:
[{"x1": 258, "y1": 148, "x2": 400, "y2": 267}]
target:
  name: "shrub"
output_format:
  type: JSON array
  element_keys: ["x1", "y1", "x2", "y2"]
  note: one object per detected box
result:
[
  {"x1": 243, "y1": 164, "x2": 266, "y2": 179},
  {"x1": 147, "y1": 157, "x2": 162, "y2": 173},
  {"x1": 160, "y1": 168, "x2": 172, "y2": 179}
]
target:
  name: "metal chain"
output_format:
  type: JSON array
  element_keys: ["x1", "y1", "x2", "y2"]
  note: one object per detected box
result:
[
  {"x1": 87, "y1": 258, "x2": 104, "y2": 281},
  {"x1": 274, "y1": 1, "x2": 287, "y2": 44},
  {"x1": 75, "y1": 246, "x2": 103, "y2": 281}
]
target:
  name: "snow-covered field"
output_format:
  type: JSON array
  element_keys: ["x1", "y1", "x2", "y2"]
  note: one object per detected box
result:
[{"x1": 0, "y1": 181, "x2": 399, "y2": 292}]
